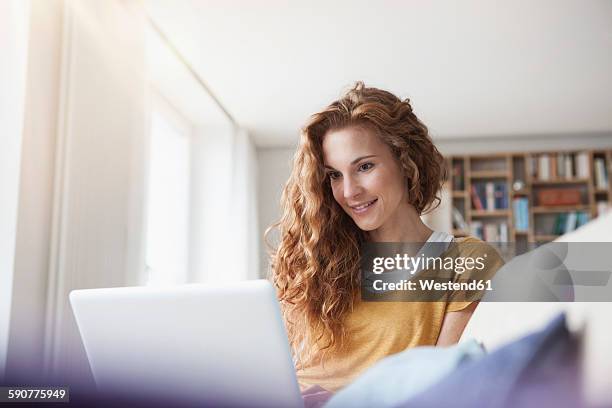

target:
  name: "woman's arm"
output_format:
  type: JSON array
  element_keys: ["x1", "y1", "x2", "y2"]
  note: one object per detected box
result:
[{"x1": 436, "y1": 301, "x2": 479, "y2": 347}]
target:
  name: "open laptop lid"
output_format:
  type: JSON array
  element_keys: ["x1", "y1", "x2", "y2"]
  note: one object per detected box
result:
[{"x1": 70, "y1": 280, "x2": 303, "y2": 408}]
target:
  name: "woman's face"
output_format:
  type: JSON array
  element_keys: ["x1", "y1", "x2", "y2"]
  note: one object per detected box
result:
[{"x1": 322, "y1": 126, "x2": 409, "y2": 231}]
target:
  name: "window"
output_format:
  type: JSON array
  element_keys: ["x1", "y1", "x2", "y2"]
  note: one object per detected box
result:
[{"x1": 144, "y1": 101, "x2": 191, "y2": 286}]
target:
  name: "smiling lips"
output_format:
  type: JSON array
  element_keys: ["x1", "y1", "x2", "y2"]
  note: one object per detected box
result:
[{"x1": 349, "y1": 199, "x2": 378, "y2": 214}]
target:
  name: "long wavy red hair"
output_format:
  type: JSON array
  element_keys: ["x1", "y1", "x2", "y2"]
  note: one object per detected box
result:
[{"x1": 266, "y1": 82, "x2": 446, "y2": 365}]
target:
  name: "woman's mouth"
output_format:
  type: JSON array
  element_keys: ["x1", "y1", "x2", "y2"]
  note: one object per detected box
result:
[{"x1": 349, "y1": 199, "x2": 378, "y2": 214}]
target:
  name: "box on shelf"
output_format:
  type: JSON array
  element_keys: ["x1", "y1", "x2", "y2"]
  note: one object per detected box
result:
[{"x1": 537, "y1": 189, "x2": 582, "y2": 206}]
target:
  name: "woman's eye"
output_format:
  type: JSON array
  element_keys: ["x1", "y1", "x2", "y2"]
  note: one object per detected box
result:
[
  {"x1": 359, "y1": 162, "x2": 374, "y2": 172},
  {"x1": 328, "y1": 171, "x2": 341, "y2": 180}
]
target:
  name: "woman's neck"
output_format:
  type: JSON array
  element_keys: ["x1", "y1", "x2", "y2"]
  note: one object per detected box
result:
[{"x1": 367, "y1": 202, "x2": 433, "y2": 243}]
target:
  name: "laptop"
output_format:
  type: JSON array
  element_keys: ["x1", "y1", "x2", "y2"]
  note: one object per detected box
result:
[{"x1": 69, "y1": 279, "x2": 304, "y2": 407}]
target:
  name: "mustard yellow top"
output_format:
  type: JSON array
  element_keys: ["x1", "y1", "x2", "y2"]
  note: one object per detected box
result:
[{"x1": 296, "y1": 236, "x2": 504, "y2": 392}]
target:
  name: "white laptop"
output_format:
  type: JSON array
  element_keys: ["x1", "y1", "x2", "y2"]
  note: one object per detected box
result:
[{"x1": 69, "y1": 279, "x2": 304, "y2": 407}]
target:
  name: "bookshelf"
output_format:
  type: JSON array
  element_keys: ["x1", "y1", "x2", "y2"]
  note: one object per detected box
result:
[{"x1": 447, "y1": 149, "x2": 612, "y2": 246}]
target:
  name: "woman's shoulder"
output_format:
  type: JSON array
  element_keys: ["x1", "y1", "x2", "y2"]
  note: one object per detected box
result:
[
  {"x1": 450, "y1": 235, "x2": 505, "y2": 268},
  {"x1": 453, "y1": 235, "x2": 505, "y2": 270},
  {"x1": 452, "y1": 235, "x2": 498, "y2": 253},
  {"x1": 452, "y1": 235, "x2": 483, "y2": 244}
]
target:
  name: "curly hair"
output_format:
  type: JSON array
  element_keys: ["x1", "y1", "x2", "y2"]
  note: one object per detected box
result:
[{"x1": 266, "y1": 81, "x2": 447, "y2": 365}]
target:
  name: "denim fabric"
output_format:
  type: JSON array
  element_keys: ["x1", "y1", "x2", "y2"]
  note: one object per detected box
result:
[
  {"x1": 324, "y1": 339, "x2": 485, "y2": 408},
  {"x1": 399, "y1": 313, "x2": 581, "y2": 408}
]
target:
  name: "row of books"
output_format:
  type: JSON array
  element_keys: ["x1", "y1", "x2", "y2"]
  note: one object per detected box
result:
[
  {"x1": 512, "y1": 197, "x2": 529, "y2": 231},
  {"x1": 456, "y1": 206, "x2": 597, "y2": 239},
  {"x1": 471, "y1": 182, "x2": 508, "y2": 211},
  {"x1": 550, "y1": 212, "x2": 590, "y2": 235},
  {"x1": 529, "y1": 152, "x2": 590, "y2": 181},
  {"x1": 470, "y1": 222, "x2": 509, "y2": 242},
  {"x1": 594, "y1": 158, "x2": 609, "y2": 189}
]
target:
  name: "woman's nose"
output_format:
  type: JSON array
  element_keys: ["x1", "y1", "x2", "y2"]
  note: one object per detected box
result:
[{"x1": 343, "y1": 176, "x2": 363, "y2": 199}]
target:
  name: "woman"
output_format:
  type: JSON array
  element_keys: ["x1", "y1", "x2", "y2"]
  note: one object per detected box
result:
[{"x1": 266, "y1": 82, "x2": 503, "y2": 396}]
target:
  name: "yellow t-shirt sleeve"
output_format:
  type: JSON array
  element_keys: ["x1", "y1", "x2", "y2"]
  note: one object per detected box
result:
[{"x1": 445, "y1": 237, "x2": 505, "y2": 313}]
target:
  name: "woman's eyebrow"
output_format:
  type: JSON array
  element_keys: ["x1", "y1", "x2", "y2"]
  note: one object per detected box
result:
[
  {"x1": 350, "y1": 154, "x2": 377, "y2": 165},
  {"x1": 324, "y1": 155, "x2": 377, "y2": 170}
]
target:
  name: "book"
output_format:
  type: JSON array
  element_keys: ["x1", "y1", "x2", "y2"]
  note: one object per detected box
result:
[
  {"x1": 470, "y1": 221, "x2": 483, "y2": 240},
  {"x1": 494, "y1": 182, "x2": 507, "y2": 209},
  {"x1": 452, "y1": 162, "x2": 465, "y2": 191},
  {"x1": 471, "y1": 184, "x2": 484, "y2": 210},
  {"x1": 550, "y1": 212, "x2": 587, "y2": 236},
  {"x1": 484, "y1": 224, "x2": 498, "y2": 242},
  {"x1": 594, "y1": 158, "x2": 608, "y2": 189},
  {"x1": 512, "y1": 197, "x2": 529, "y2": 231},
  {"x1": 564, "y1": 154, "x2": 573, "y2": 179},
  {"x1": 499, "y1": 222, "x2": 509, "y2": 242},
  {"x1": 452, "y1": 207, "x2": 468, "y2": 230},
  {"x1": 553, "y1": 213, "x2": 567, "y2": 235},
  {"x1": 565, "y1": 212, "x2": 577, "y2": 233},
  {"x1": 527, "y1": 156, "x2": 537, "y2": 179},
  {"x1": 577, "y1": 212, "x2": 590, "y2": 228},
  {"x1": 550, "y1": 156, "x2": 557, "y2": 179},
  {"x1": 538, "y1": 154, "x2": 550, "y2": 180},
  {"x1": 512, "y1": 198, "x2": 520, "y2": 229},
  {"x1": 556, "y1": 153, "x2": 565, "y2": 178},
  {"x1": 471, "y1": 181, "x2": 508, "y2": 211},
  {"x1": 522, "y1": 199, "x2": 529, "y2": 230},
  {"x1": 576, "y1": 152, "x2": 590, "y2": 178},
  {"x1": 475, "y1": 222, "x2": 510, "y2": 242},
  {"x1": 486, "y1": 182, "x2": 495, "y2": 211}
]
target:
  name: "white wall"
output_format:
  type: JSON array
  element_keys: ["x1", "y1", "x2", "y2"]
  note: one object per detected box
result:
[
  {"x1": 434, "y1": 131, "x2": 612, "y2": 155},
  {"x1": 0, "y1": 0, "x2": 30, "y2": 381},
  {"x1": 257, "y1": 147, "x2": 296, "y2": 277}
]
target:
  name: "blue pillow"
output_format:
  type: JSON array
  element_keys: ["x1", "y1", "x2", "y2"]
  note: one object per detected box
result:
[
  {"x1": 325, "y1": 339, "x2": 485, "y2": 408},
  {"x1": 399, "y1": 313, "x2": 580, "y2": 408}
]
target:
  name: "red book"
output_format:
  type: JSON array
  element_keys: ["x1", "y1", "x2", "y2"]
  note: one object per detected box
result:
[{"x1": 471, "y1": 184, "x2": 484, "y2": 210}]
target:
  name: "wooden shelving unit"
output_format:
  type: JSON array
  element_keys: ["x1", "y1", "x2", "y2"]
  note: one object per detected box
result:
[
  {"x1": 533, "y1": 234, "x2": 562, "y2": 242},
  {"x1": 530, "y1": 178, "x2": 591, "y2": 185},
  {"x1": 471, "y1": 210, "x2": 511, "y2": 217},
  {"x1": 446, "y1": 149, "x2": 612, "y2": 246},
  {"x1": 531, "y1": 205, "x2": 591, "y2": 213}
]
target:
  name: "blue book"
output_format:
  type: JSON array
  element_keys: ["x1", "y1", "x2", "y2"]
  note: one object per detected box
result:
[
  {"x1": 513, "y1": 199, "x2": 521, "y2": 228},
  {"x1": 523, "y1": 199, "x2": 530, "y2": 230},
  {"x1": 494, "y1": 183, "x2": 507, "y2": 209}
]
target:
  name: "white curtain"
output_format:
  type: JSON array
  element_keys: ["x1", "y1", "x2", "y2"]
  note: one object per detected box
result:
[
  {"x1": 0, "y1": 0, "x2": 30, "y2": 380},
  {"x1": 41, "y1": 0, "x2": 147, "y2": 384}
]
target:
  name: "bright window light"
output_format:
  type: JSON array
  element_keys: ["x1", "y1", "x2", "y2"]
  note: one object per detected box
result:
[{"x1": 145, "y1": 109, "x2": 191, "y2": 286}]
